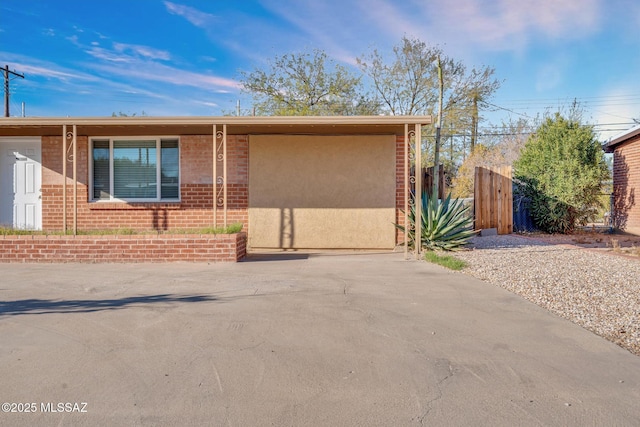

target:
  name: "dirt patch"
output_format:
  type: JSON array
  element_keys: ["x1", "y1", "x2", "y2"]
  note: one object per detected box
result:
[{"x1": 519, "y1": 230, "x2": 640, "y2": 258}]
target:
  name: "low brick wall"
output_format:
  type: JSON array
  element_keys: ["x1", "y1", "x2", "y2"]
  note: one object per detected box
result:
[{"x1": 0, "y1": 232, "x2": 247, "y2": 263}]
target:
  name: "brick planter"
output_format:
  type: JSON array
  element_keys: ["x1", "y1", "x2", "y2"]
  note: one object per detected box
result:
[{"x1": 0, "y1": 232, "x2": 247, "y2": 263}]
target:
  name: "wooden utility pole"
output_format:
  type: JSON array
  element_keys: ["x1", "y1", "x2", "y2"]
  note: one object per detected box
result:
[
  {"x1": 470, "y1": 92, "x2": 478, "y2": 154},
  {"x1": 3, "y1": 64, "x2": 25, "y2": 117},
  {"x1": 433, "y1": 56, "x2": 443, "y2": 204}
]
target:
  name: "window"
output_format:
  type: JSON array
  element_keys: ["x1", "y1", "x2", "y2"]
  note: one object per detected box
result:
[{"x1": 91, "y1": 137, "x2": 180, "y2": 201}]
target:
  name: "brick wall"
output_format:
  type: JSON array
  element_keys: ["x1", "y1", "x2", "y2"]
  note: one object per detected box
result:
[
  {"x1": 0, "y1": 232, "x2": 246, "y2": 262},
  {"x1": 41, "y1": 134, "x2": 249, "y2": 232},
  {"x1": 612, "y1": 137, "x2": 640, "y2": 235},
  {"x1": 395, "y1": 135, "x2": 407, "y2": 244}
]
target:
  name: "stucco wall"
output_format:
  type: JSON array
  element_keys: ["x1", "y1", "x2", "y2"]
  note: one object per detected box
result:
[
  {"x1": 248, "y1": 134, "x2": 396, "y2": 249},
  {"x1": 612, "y1": 137, "x2": 640, "y2": 235}
]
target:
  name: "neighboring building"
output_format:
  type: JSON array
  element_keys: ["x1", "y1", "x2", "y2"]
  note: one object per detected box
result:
[
  {"x1": 0, "y1": 116, "x2": 430, "y2": 250},
  {"x1": 604, "y1": 124, "x2": 640, "y2": 235}
]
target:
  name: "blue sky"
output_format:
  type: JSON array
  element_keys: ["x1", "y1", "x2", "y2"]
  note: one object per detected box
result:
[{"x1": 1, "y1": 0, "x2": 640, "y2": 139}]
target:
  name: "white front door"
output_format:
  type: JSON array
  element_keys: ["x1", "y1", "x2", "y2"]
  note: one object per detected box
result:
[{"x1": 0, "y1": 138, "x2": 42, "y2": 230}]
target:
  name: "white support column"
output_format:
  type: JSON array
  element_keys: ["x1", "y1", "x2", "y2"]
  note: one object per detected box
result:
[
  {"x1": 414, "y1": 124, "x2": 422, "y2": 259},
  {"x1": 62, "y1": 125, "x2": 67, "y2": 232},
  {"x1": 72, "y1": 124, "x2": 77, "y2": 235},
  {"x1": 404, "y1": 124, "x2": 409, "y2": 260},
  {"x1": 213, "y1": 124, "x2": 217, "y2": 228},
  {"x1": 223, "y1": 124, "x2": 228, "y2": 227}
]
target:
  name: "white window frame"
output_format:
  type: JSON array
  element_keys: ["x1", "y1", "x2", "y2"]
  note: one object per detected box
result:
[{"x1": 89, "y1": 136, "x2": 180, "y2": 202}]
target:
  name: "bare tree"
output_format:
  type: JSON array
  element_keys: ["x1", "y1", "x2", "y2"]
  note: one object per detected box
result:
[{"x1": 357, "y1": 37, "x2": 501, "y2": 164}]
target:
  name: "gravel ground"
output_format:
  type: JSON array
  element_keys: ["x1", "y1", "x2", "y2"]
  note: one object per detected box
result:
[{"x1": 455, "y1": 234, "x2": 640, "y2": 356}]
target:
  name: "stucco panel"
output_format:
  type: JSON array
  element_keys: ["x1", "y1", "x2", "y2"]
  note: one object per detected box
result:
[{"x1": 249, "y1": 135, "x2": 396, "y2": 249}]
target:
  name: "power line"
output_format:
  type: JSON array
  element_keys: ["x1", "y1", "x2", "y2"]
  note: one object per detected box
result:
[{"x1": 3, "y1": 64, "x2": 25, "y2": 117}]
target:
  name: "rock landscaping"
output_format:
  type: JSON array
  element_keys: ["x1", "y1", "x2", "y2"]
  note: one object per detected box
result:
[{"x1": 456, "y1": 234, "x2": 640, "y2": 356}]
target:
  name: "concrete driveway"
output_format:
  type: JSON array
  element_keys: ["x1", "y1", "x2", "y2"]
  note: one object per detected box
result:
[{"x1": 1, "y1": 252, "x2": 639, "y2": 426}]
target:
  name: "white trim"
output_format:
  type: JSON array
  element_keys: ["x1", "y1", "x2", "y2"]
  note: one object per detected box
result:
[
  {"x1": 0, "y1": 136, "x2": 42, "y2": 143},
  {"x1": 89, "y1": 135, "x2": 181, "y2": 203},
  {"x1": 0, "y1": 115, "x2": 432, "y2": 127}
]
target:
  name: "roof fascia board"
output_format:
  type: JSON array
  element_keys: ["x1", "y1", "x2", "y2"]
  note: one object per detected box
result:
[
  {"x1": 0, "y1": 115, "x2": 432, "y2": 127},
  {"x1": 605, "y1": 124, "x2": 640, "y2": 150}
]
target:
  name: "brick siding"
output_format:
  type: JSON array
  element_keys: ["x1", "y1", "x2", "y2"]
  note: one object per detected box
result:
[
  {"x1": 41, "y1": 134, "x2": 249, "y2": 232},
  {"x1": 0, "y1": 232, "x2": 246, "y2": 262},
  {"x1": 612, "y1": 136, "x2": 640, "y2": 235},
  {"x1": 395, "y1": 135, "x2": 407, "y2": 244}
]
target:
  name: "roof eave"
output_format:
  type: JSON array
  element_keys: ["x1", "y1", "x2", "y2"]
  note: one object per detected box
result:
[
  {"x1": 0, "y1": 115, "x2": 432, "y2": 127},
  {"x1": 604, "y1": 124, "x2": 640, "y2": 152}
]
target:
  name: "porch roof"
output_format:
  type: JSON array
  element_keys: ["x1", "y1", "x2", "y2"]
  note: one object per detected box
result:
[{"x1": 0, "y1": 115, "x2": 432, "y2": 137}]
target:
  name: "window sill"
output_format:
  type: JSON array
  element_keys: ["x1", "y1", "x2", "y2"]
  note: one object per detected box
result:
[{"x1": 88, "y1": 201, "x2": 182, "y2": 210}]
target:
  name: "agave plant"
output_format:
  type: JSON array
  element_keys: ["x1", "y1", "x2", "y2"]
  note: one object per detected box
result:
[{"x1": 395, "y1": 191, "x2": 478, "y2": 251}]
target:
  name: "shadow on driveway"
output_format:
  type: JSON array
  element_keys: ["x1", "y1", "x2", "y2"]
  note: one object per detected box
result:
[{"x1": 0, "y1": 294, "x2": 218, "y2": 316}]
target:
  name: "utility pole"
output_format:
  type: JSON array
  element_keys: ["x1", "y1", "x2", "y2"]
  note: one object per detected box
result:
[
  {"x1": 433, "y1": 56, "x2": 443, "y2": 204},
  {"x1": 3, "y1": 64, "x2": 25, "y2": 117},
  {"x1": 470, "y1": 92, "x2": 478, "y2": 154}
]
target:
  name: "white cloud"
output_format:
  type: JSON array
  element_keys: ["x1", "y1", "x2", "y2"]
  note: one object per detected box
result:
[
  {"x1": 83, "y1": 41, "x2": 170, "y2": 63},
  {"x1": 164, "y1": 1, "x2": 217, "y2": 28},
  {"x1": 18, "y1": 64, "x2": 88, "y2": 81},
  {"x1": 353, "y1": 0, "x2": 602, "y2": 55},
  {"x1": 193, "y1": 100, "x2": 219, "y2": 108},
  {"x1": 89, "y1": 61, "x2": 241, "y2": 91},
  {"x1": 0, "y1": 52, "x2": 174, "y2": 101},
  {"x1": 85, "y1": 46, "x2": 132, "y2": 63},
  {"x1": 0, "y1": 54, "x2": 98, "y2": 82},
  {"x1": 58, "y1": 33, "x2": 237, "y2": 94},
  {"x1": 113, "y1": 42, "x2": 171, "y2": 61},
  {"x1": 252, "y1": 0, "x2": 603, "y2": 71},
  {"x1": 356, "y1": 0, "x2": 423, "y2": 43},
  {"x1": 257, "y1": 0, "x2": 384, "y2": 66}
]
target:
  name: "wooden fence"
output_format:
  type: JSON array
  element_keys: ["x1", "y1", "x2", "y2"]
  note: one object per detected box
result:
[
  {"x1": 410, "y1": 165, "x2": 447, "y2": 199},
  {"x1": 474, "y1": 166, "x2": 513, "y2": 234}
]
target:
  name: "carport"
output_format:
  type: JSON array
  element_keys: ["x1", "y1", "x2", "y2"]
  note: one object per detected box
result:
[{"x1": 0, "y1": 116, "x2": 431, "y2": 258}]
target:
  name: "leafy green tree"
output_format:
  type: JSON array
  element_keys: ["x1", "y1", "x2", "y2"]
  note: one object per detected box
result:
[
  {"x1": 514, "y1": 113, "x2": 609, "y2": 233},
  {"x1": 239, "y1": 49, "x2": 380, "y2": 116}
]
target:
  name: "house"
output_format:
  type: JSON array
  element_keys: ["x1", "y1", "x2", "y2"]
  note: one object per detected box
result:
[
  {"x1": 604, "y1": 124, "x2": 640, "y2": 235},
  {"x1": 0, "y1": 116, "x2": 431, "y2": 255}
]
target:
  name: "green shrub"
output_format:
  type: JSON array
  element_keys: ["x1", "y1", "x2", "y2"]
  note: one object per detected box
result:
[
  {"x1": 395, "y1": 191, "x2": 477, "y2": 251},
  {"x1": 514, "y1": 113, "x2": 609, "y2": 234}
]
